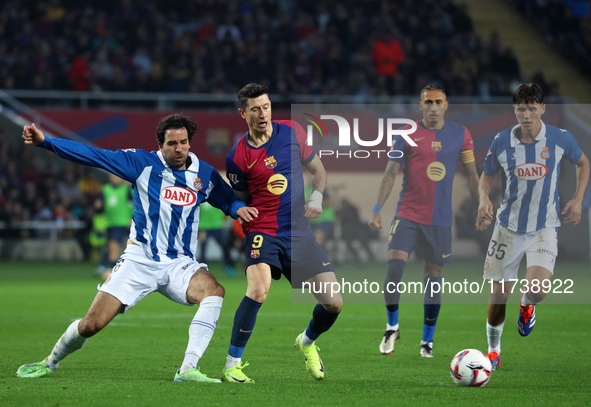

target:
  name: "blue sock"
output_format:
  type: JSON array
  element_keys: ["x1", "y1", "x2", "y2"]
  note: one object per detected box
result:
[
  {"x1": 422, "y1": 324, "x2": 437, "y2": 343},
  {"x1": 305, "y1": 303, "x2": 340, "y2": 341},
  {"x1": 384, "y1": 259, "x2": 405, "y2": 325},
  {"x1": 423, "y1": 276, "x2": 441, "y2": 342},
  {"x1": 228, "y1": 296, "x2": 262, "y2": 358},
  {"x1": 386, "y1": 307, "x2": 399, "y2": 327}
]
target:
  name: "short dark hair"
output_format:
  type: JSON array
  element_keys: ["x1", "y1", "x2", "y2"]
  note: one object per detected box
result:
[
  {"x1": 513, "y1": 83, "x2": 544, "y2": 104},
  {"x1": 156, "y1": 113, "x2": 198, "y2": 145},
  {"x1": 237, "y1": 83, "x2": 269, "y2": 110},
  {"x1": 420, "y1": 83, "x2": 446, "y2": 97}
]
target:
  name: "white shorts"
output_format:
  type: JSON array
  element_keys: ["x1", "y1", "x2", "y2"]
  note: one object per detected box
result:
[
  {"x1": 482, "y1": 223, "x2": 557, "y2": 281},
  {"x1": 99, "y1": 244, "x2": 208, "y2": 312}
]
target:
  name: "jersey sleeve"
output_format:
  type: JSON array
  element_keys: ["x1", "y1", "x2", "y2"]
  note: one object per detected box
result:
[
  {"x1": 276, "y1": 119, "x2": 315, "y2": 164},
  {"x1": 563, "y1": 130, "x2": 583, "y2": 164},
  {"x1": 483, "y1": 133, "x2": 502, "y2": 176},
  {"x1": 225, "y1": 145, "x2": 247, "y2": 191},
  {"x1": 388, "y1": 129, "x2": 410, "y2": 164},
  {"x1": 39, "y1": 137, "x2": 147, "y2": 182},
  {"x1": 460, "y1": 127, "x2": 475, "y2": 163},
  {"x1": 206, "y1": 167, "x2": 246, "y2": 219}
]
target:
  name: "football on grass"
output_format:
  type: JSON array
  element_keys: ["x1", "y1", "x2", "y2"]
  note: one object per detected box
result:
[{"x1": 450, "y1": 349, "x2": 492, "y2": 387}]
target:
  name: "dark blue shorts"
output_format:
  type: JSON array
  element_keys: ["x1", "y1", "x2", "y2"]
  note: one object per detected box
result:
[
  {"x1": 388, "y1": 217, "x2": 452, "y2": 264},
  {"x1": 244, "y1": 232, "x2": 334, "y2": 287},
  {"x1": 310, "y1": 221, "x2": 334, "y2": 238},
  {"x1": 107, "y1": 227, "x2": 129, "y2": 243}
]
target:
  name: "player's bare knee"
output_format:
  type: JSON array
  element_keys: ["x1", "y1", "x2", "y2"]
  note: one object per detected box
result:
[
  {"x1": 207, "y1": 282, "x2": 225, "y2": 299},
  {"x1": 525, "y1": 290, "x2": 545, "y2": 304},
  {"x1": 246, "y1": 284, "x2": 268, "y2": 303},
  {"x1": 78, "y1": 318, "x2": 105, "y2": 337},
  {"x1": 187, "y1": 269, "x2": 225, "y2": 303},
  {"x1": 322, "y1": 303, "x2": 342, "y2": 313}
]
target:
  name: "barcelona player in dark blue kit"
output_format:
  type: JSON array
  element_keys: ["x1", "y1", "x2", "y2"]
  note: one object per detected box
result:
[
  {"x1": 222, "y1": 84, "x2": 342, "y2": 383},
  {"x1": 369, "y1": 84, "x2": 479, "y2": 358}
]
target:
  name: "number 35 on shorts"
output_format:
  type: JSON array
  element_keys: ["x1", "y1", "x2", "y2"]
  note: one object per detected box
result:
[{"x1": 487, "y1": 239, "x2": 507, "y2": 260}]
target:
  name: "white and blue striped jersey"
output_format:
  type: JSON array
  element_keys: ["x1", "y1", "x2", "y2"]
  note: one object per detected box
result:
[
  {"x1": 483, "y1": 122, "x2": 583, "y2": 233},
  {"x1": 40, "y1": 137, "x2": 245, "y2": 262}
]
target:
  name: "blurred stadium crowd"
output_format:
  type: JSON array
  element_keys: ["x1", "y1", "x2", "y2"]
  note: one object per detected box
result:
[
  {"x1": 1, "y1": 0, "x2": 587, "y2": 258},
  {"x1": 0, "y1": 136, "x2": 101, "y2": 257},
  {"x1": 508, "y1": 0, "x2": 591, "y2": 77},
  {"x1": 2, "y1": 0, "x2": 540, "y2": 99}
]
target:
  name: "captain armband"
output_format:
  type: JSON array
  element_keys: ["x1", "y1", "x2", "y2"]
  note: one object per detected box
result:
[{"x1": 460, "y1": 150, "x2": 475, "y2": 163}]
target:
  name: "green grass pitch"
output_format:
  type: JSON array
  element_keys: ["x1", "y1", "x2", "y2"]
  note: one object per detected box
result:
[{"x1": 1, "y1": 260, "x2": 590, "y2": 406}]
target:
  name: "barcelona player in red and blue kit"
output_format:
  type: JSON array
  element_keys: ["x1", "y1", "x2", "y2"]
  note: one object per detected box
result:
[
  {"x1": 222, "y1": 83, "x2": 342, "y2": 383},
  {"x1": 369, "y1": 84, "x2": 479, "y2": 358}
]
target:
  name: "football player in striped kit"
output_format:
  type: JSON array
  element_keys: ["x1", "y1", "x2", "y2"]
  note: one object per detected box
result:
[
  {"x1": 476, "y1": 83, "x2": 589, "y2": 370},
  {"x1": 369, "y1": 83, "x2": 480, "y2": 358},
  {"x1": 16, "y1": 114, "x2": 258, "y2": 382}
]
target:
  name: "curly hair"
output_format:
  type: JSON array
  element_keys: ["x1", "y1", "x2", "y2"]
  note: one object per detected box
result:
[{"x1": 156, "y1": 114, "x2": 199, "y2": 145}]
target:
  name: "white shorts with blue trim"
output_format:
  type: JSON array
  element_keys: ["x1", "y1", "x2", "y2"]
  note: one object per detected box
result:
[
  {"x1": 99, "y1": 244, "x2": 208, "y2": 312},
  {"x1": 483, "y1": 223, "x2": 557, "y2": 281}
]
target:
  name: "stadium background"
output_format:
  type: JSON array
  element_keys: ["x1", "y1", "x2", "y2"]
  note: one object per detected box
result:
[
  {"x1": 2, "y1": 1, "x2": 591, "y2": 406},
  {"x1": 1, "y1": 0, "x2": 591, "y2": 263}
]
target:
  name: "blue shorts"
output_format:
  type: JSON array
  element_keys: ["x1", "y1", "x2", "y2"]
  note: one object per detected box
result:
[
  {"x1": 244, "y1": 232, "x2": 334, "y2": 287},
  {"x1": 107, "y1": 227, "x2": 129, "y2": 243},
  {"x1": 388, "y1": 217, "x2": 452, "y2": 264},
  {"x1": 310, "y1": 221, "x2": 334, "y2": 238}
]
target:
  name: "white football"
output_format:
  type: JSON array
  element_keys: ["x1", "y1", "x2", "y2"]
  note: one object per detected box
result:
[{"x1": 450, "y1": 349, "x2": 492, "y2": 387}]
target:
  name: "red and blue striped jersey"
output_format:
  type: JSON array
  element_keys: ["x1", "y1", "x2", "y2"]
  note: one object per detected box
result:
[
  {"x1": 226, "y1": 120, "x2": 314, "y2": 237},
  {"x1": 390, "y1": 120, "x2": 474, "y2": 226}
]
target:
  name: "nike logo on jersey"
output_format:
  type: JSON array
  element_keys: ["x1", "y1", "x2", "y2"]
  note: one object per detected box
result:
[
  {"x1": 414, "y1": 137, "x2": 426, "y2": 142},
  {"x1": 442, "y1": 253, "x2": 452, "y2": 258},
  {"x1": 247, "y1": 159, "x2": 258, "y2": 169},
  {"x1": 323, "y1": 262, "x2": 331, "y2": 266}
]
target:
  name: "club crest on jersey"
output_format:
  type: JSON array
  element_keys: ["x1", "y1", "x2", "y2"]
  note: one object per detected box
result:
[
  {"x1": 431, "y1": 141, "x2": 442, "y2": 152},
  {"x1": 540, "y1": 147, "x2": 550, "y2": 160},
  {"x1": 250, "y1": 249, "x2": 260, "y2": 258},
  {"x1": 161, "y1": 186, "x2": 197, "y2": 206},
  {"x1": 194, "y1": 178, "x2": 203, "y2": 191},
  {"x1": 267, "y1": 174, "x2": 288, "y2": 195},
  {"x1": 514, "y1": 163, "x2": 549, "y2": 181},
  {"x1": 264, "y1": 156, "x2": 277, "y2": 169}
]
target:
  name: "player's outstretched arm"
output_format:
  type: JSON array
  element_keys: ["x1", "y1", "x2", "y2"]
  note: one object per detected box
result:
[
  {"x1": 368, "y1": 161, "x2": 400, "y2": 231},
  {"x1": 304, "y1": 154, "x2": 326, "y2": 219},
  {"x1": 22, "y1": 123, "x2": 45, "y2": 146},
  {"x1": 562, "y1": 152, "x2": 590, "y2": 225},
  {"x1": 475, "y1": 173, "x2": 494, "y2": 231},
  {"x1": 462, "y1": 160, "x2": 480, "y2": 200}
]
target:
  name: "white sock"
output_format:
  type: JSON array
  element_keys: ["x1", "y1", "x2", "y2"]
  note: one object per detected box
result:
[
  {"x1": 224, "y1": 355, "x2": 241, "y2": 370},
  {"x1": 301, "y1": 331, "x2": 314, "y2": 346},
  {"x1": 521, "y1": 292, "x2": 535, "y2": 306},
  {"x1": 387, "y1": 323, "x2": 399, "y2": 331},
  {"x1": 486, "y1": 321, "x2": 504, "y2": 354},
  {"x1": 180, "y1": 296, "x2": 223, "y2": 374},
  {"x1": 46, "y1": 319, "x2": 88, "y2": 370}
]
